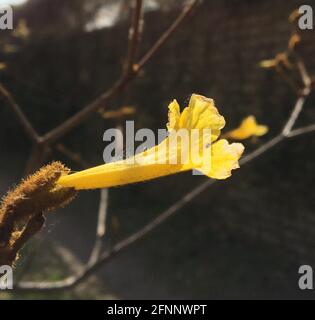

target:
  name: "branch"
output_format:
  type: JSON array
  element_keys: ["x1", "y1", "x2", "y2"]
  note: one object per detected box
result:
[
  {"x1": 282, "y1": 94, "x2": 308, "y2": 136},
  {"x1": 296, "y1": 59, "x2": 312, "y2": 89},
  {"x1": 282, "y1": 60, "x2": 311, "y2": 137},
  {"x1": 87, "y1": 189, "x2": 109, "y2": 265},
  {"x1": 0, "y1": 83, "x2": 41, "y2": 143},
  {"x1": 287, "y1": 123, "x2": 315, "y2": 138},
  {"x1": 125, "y1": 0, "x2": 144, "y2": 73}
]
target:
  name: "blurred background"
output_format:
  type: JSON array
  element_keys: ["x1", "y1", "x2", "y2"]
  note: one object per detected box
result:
[{"x1": 0, "y1": 0, "x2": 315, "y2": 299}]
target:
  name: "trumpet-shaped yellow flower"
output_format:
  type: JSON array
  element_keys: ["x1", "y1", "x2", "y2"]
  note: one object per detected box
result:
[
  {"x1": 58, "y1": 94, "x2": 244, "y2": 190},
  {"x1": 224, "y1": 116, "x2": 268, "y2": 140}
]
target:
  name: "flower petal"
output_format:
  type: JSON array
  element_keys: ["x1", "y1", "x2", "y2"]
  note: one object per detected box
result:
[
  {"x1": 256, "y1": 125, "x2": 268, "y2": 136},
  {"x1": 178, "y1": 94, "x2": 225, "y2": 142},
  {"x1": 205, "y1": 139, "x2": 244, "y2": 179},
  {"x1": 167, "y1": 99, "x2": 181, "y2": 131}
]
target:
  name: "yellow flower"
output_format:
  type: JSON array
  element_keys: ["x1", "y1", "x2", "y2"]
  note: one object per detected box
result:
[
  {"x1": 224, "y1": 116, "x2": 268, "y2": 140},
  {"x1": 58, "y1": 94, "x2": 244, "y2": 190}
]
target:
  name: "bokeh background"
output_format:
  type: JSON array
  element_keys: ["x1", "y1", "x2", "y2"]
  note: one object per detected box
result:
[{"x1": 0, "y1": 0, "x2": 315, "y2": 299}]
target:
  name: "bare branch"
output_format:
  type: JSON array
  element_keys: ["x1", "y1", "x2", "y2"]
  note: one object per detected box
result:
[
  {"x1": 296, "y1": 59, "x2": 312, "y2": 89},
  {"x1": 287, "y1": 123, "x2": 315, "y2": 138},
  {"x1": 125, "y1": 0, "x2": 144, "y2": 73},
  {"x1": 282, "y1": 95, "x2": 308, "y2": 136},
  {"x1": 0, "y1": 83, "x2": 41, "y2": 143},
  {"x1": 281, "y1": 59, "x2": 312, "y2": 137},
  {"x1": 88, "y1": 189, "x2": 109, "y2": 265}
]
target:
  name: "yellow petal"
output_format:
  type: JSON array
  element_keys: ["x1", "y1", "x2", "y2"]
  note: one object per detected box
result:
[
  {"x1": 255, "y1": 125, "x2": 268, "y2": 136},
  {"x1": 167, "y1": 99, "x2": 181, "y2": 131},
  {"x1": 203, "y1": 139, "x2": 244, "y2": 179},
  {"x1": 178, "y1": 94, "x2": 225, "y2": 142}
]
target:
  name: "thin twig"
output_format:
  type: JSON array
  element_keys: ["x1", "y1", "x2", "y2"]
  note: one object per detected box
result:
[
  {"x1": 296, "y1": 59, "x2": 312, "y2": 89},
  {"x1": 282, "y1": 59, "x2": 311, "y2": 136},
  {"x1": 125, "y1": 0, "x2": 144, "y2": 73},
  {"x1": 87, "y1": 123, "x2": 124, "y2": 264},
  {"x1": 0, "y1": 83, "x2": 41, "y2": 143},
  {"x1": 287, "y1": 123, "x2": 315, "y2": 138},
  {"x1": 88, "y1": 189, "x2": 109, "y2": 265},
  {"x1": 282, "y1": 95, "x2": 307, "y2": 136}
]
